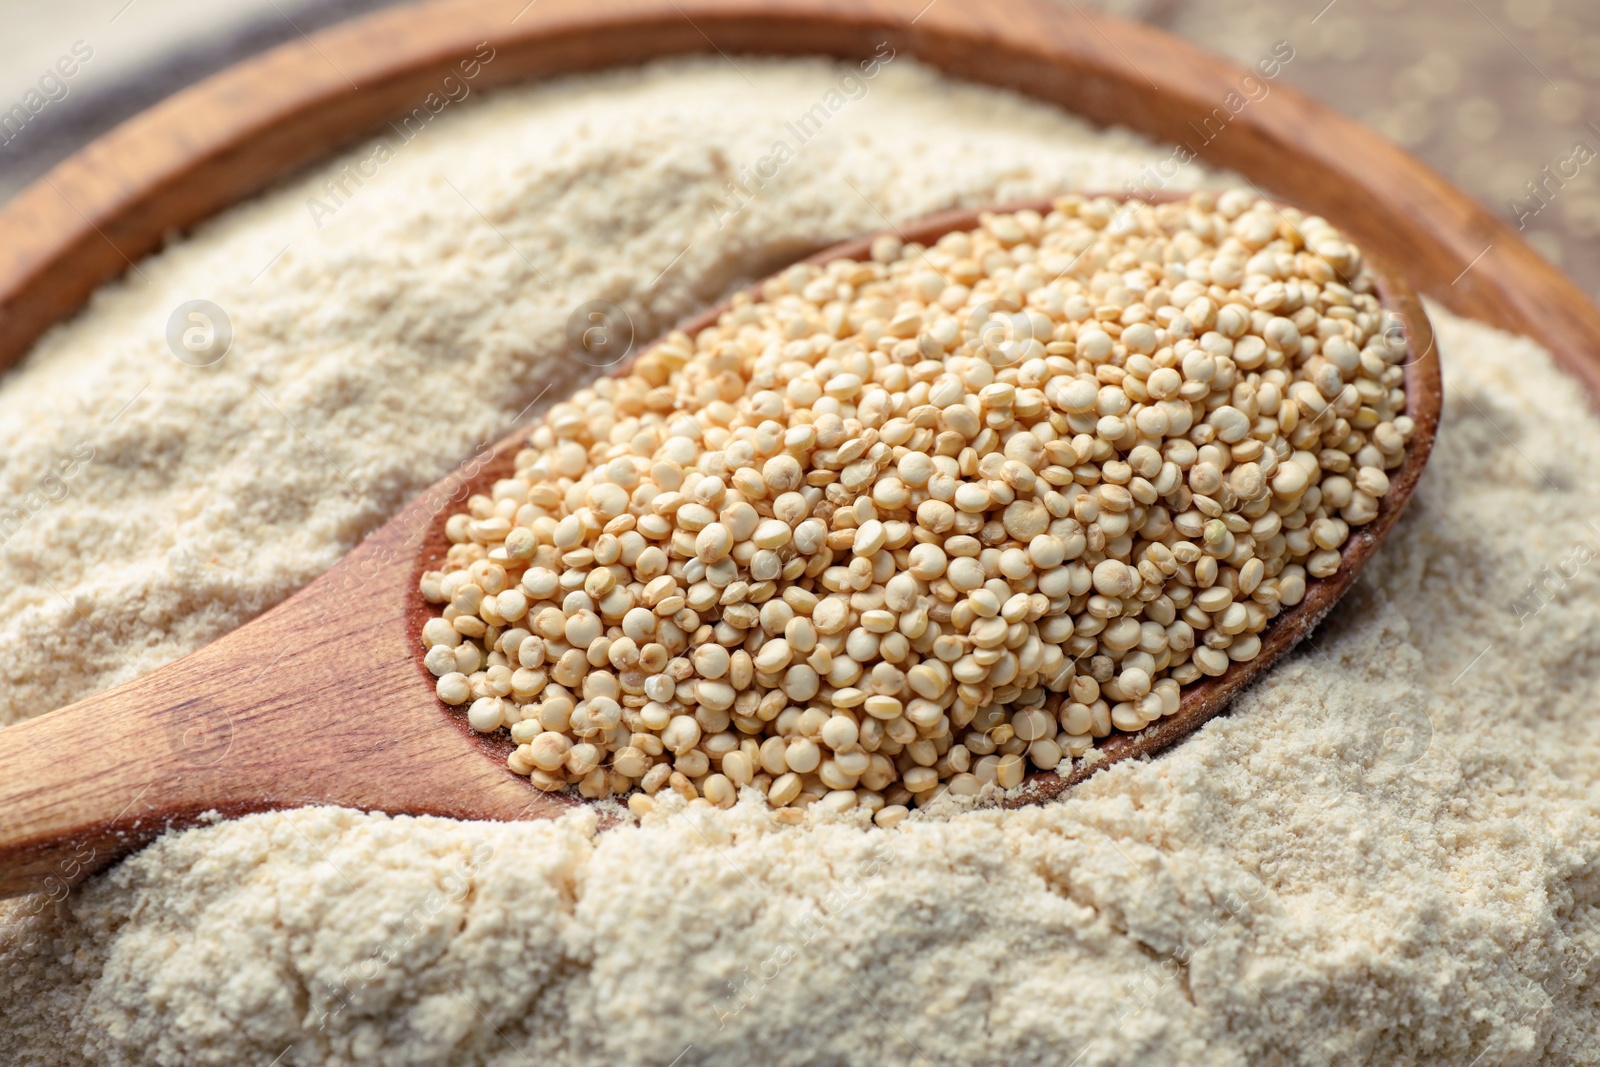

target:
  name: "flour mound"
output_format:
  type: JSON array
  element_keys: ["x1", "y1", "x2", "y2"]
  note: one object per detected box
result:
[{"x1": 2, "y1": 57, "x2": 1598, "y2": 1067}]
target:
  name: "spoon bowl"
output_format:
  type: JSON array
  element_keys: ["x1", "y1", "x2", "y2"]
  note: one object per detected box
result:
[
  {"x1": 0, "y1": 194, "x2": 1439, "y2": 899},
  {"x1": 413, "y1": 192, "x2": 1440, "y2": 806}
]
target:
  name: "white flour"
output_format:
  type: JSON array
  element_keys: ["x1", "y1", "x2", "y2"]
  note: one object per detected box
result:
[{"x1": 3, "y1": 57, "x2": 1600, "y2": 1067}]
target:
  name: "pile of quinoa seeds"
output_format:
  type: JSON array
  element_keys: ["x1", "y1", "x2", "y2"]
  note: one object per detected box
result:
[{"x1": 419, "y1": 190, "x2": 1414, "y2": 826}]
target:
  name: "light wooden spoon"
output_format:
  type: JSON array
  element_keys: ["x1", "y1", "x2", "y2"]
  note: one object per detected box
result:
[{"x1": 0, "y1": 195, "x2": 1440, "y2": 899}]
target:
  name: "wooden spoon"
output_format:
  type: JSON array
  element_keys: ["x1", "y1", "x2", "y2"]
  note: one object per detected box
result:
[{"x1": 0, "y1": 195, "x2": 1440, "y2": 899}]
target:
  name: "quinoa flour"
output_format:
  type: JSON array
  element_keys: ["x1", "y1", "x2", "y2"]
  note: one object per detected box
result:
[{"x1": 2, "y1": 56, "x2": 1599, "y2": 1067}]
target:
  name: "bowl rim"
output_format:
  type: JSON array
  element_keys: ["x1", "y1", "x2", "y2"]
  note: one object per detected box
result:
[{"x1": 0, "y1": 0, "x2": 1593, "y2": 400}]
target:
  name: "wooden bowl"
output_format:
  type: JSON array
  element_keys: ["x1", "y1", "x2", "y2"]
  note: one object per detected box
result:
[{"x1": 0, "y1": 0, "x2": 1592, "y2": 873}]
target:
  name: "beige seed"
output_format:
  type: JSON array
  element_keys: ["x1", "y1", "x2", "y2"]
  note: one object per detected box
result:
[
  {"x1": 436, "y1": 672, "x2": 470, "y2": 705},
  {"x1": 1028, "y1": 738, "x2": 1063, "y2": 771},
  {"x1": 702, "y1": 774, "x2": 736, "y2": 808},
  {"x1": 821, "y1": 714, "x2": 860, "y2": 751},
  {"x1": 768, "y1": 772, "x2": 803, "y2": 807},
  {"x1": 695, "y1": 523, "x2": 734, "y2": 562},
  {"x1": 613, "y1": 747, "x2": 649, "y2": 779},
  {"x1": 722, "y1": 751, "x2": 754, "y2": 788},
  {"x1": 954, "y1": 483, "x2": 991, "y2": 513},
  {"x1": 873, "y1": 804, "x2": 909, "y2": 829},
  {"x1": 661, "y1": 715, "x2": 702, "y2": 754},
  {"x1": 465, "y1": 697, "x2": 505, "y2": 732},
  {"x1": 1011, "y1": 707, "x2": 1054, "y2": 742},
  {"x1": 994, "y1": 754, "x2": 1025, "y2": 789},
  {"x1": 853, "y1": 519, "x2": 887, "y2": 556},
  {"x1": 786, "y1": 737, "x2": 822, "y2": 774}
]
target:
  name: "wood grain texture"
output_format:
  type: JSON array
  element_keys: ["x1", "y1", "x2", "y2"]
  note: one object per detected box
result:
[{"x1": 0, "y1": 0, "x2": 1572, "y2": 899}]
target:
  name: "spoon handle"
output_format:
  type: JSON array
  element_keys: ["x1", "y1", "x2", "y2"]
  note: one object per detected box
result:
[
  {"x1": 0, "y1": 643, "x2": 272, "y2": 898},
  {"x1": 0, "y1": 514, "x2": 559, "y2": 901}
]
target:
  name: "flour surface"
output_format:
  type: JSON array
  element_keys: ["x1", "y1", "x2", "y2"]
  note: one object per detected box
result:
[{"x1": 2, "y1": 57, "x2": 1598, "y2": 1067}]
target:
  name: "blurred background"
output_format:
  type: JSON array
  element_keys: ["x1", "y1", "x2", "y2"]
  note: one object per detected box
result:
[{"x1": 1, "y1": 0, "x2": 1595, "y2": 296}]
